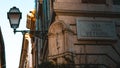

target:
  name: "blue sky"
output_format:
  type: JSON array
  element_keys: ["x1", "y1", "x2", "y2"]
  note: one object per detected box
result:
[{"x1": 0, "y1": 0, "x2": 35, "y2": 68}]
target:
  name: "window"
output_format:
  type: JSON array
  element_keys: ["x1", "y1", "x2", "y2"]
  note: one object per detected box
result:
[
  {"x1": 82, "y1": 0, "x2": 106, "y2": 4},
  {"x1": 113, "y1": 0, "x2": 120, "y2": 5}
]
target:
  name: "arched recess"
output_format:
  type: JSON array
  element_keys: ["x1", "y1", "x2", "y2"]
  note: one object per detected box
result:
[{"x1": 48, "y1": 20, "x2": 74, "y2": 64}]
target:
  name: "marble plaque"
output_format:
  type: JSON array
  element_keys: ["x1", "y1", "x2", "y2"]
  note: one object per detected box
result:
[{"x1": 76, "y1": 19, "x2": 117, "y2": 40}]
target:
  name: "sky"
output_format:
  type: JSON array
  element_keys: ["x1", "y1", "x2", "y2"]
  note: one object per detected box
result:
[{"x1": 0, "y1": 0, "x2": 35, "y2": 68}]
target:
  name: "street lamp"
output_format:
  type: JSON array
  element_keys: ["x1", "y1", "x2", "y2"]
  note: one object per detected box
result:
[
  {"x1": 7, "y1": 6, "x2": 47, "y2": 38},
  {"x1": 7, "y1": 6, "x2": 37, "y2": 34},
  {"x1": 7, "y1": 6, "x2": 22, "y2": 34}
]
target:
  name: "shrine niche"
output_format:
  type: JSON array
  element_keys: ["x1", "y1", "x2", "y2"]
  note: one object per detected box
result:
[{"x1": 48, "y1": 20, "x2": 74, "y2": 64}]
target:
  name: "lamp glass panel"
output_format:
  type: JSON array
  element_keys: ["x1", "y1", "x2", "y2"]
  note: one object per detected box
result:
[
  {"x1": 8, "y1": 13, "x2": 21, "y2": 29},
  {"x1": 9, "y1": 14, "x2": 20, "y2": 24}
]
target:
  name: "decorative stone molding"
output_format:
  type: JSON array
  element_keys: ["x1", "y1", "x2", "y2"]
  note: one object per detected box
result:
[{"x1": 48, "y1": 20, "x2": 73, "y2": 35}]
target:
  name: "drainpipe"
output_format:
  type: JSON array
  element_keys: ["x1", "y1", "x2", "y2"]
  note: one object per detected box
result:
[
  {"x1": 35, "y1": 0, "x2": 40, "y2": 31},
  {"x1": 35, "y1": 0, "x2": 39, "y2": 68}
]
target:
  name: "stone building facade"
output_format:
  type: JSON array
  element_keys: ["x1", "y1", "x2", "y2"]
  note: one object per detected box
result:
[
  {"x1": 0, "y1": 28, "x2": 6, "y2": 68},
  {"x1": 25, "y1": 0, "x2": 120, "y2": 68},
  {"x1": 47, "y1": 0, "x2": 120, "y2": 68},
  {"x1": 19, "y1": 10, "x2": 35, "y2": 68}
]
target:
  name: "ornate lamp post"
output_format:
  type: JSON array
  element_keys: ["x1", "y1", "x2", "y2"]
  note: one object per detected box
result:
[
  {"x1": 7, "y1": 6, "x2": 22, "y2": 34},
  {"x1": 7, "y1": 6, "x2": 36, "y2": 34},
  {"x1": 7, "y1": 6, "x2": 46, "y2": 39}
]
